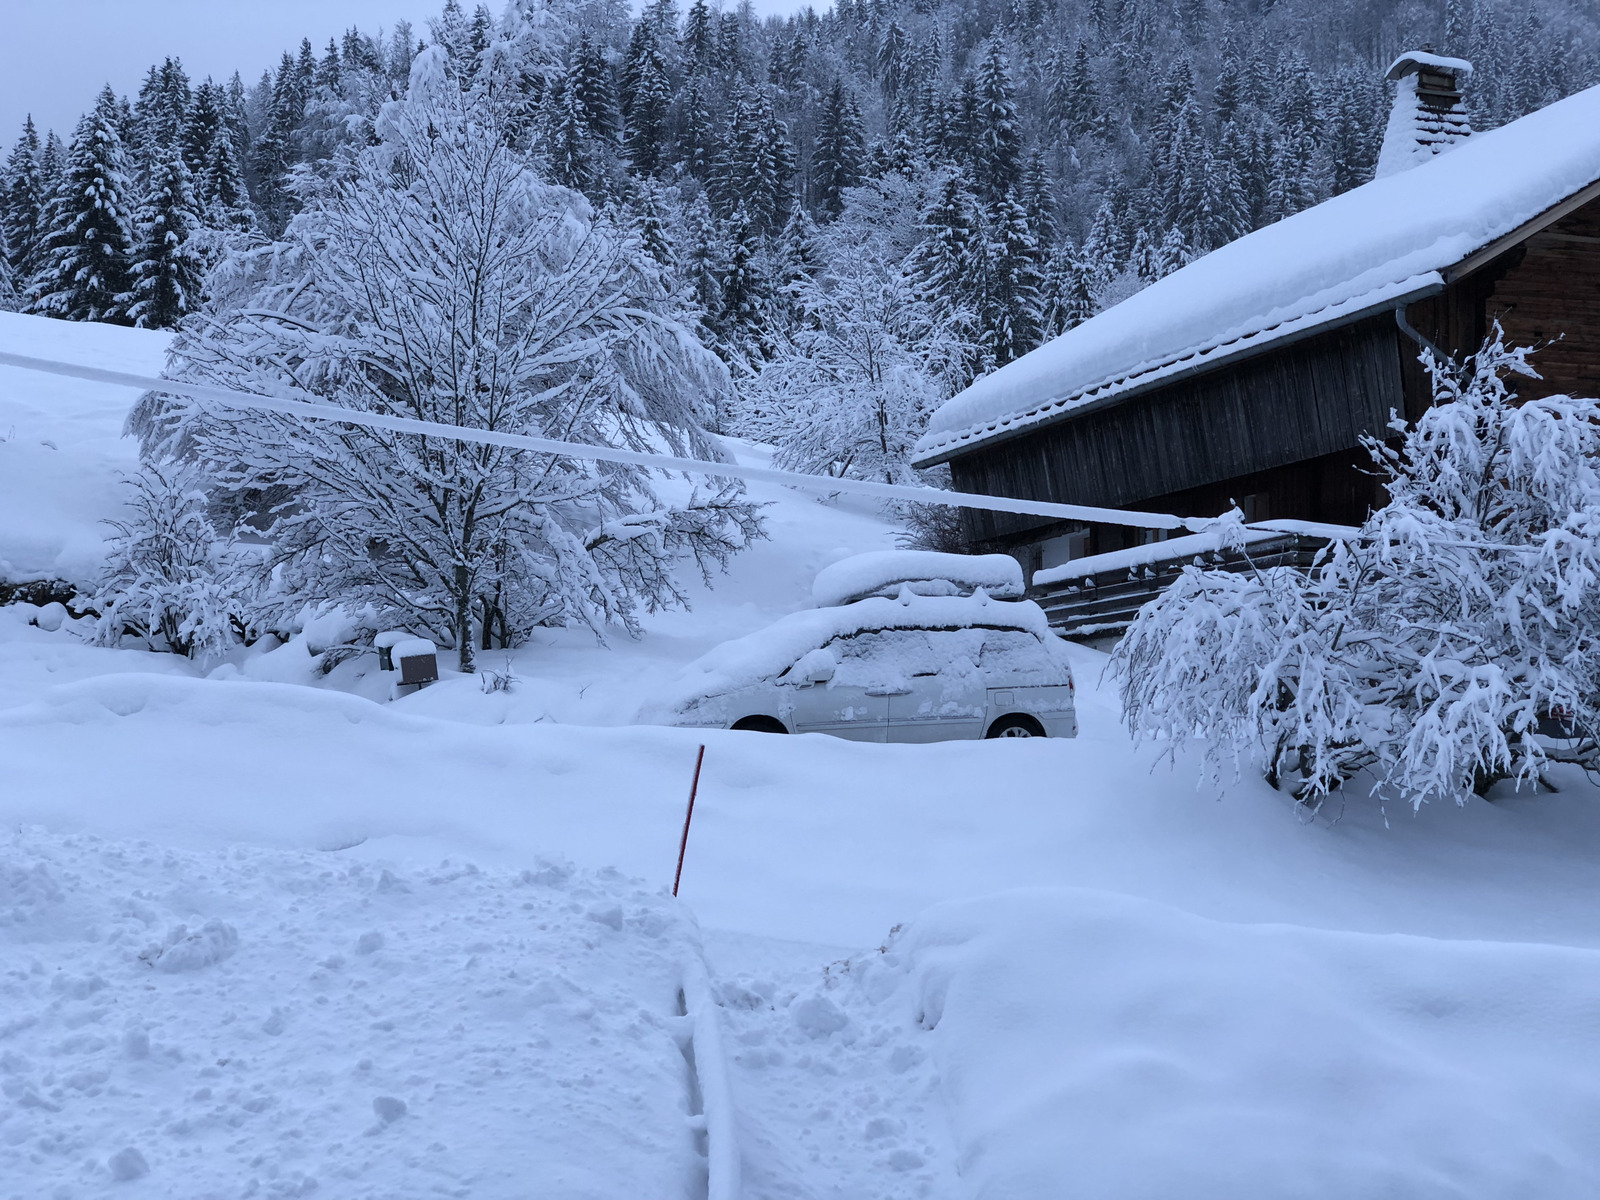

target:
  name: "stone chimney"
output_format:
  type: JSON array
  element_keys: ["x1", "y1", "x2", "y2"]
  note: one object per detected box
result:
[{"x1": 1375, "y1": 50, "x2": 1473, "y2": 178}]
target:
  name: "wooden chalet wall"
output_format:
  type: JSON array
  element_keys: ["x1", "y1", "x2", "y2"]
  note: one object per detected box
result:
[
  {"x1": 944, "y1": 193, "x2": 1600, "y2": 564},
  {"x1": 1397, "y1": 196, "x2": 1600, "y2": 414},
  {"x1": 1487, "y1": 194, "x2": 1600, "y2": 401},
  {"x1": 949, "y1": 316, "x2": 1403, "y2": 549}
]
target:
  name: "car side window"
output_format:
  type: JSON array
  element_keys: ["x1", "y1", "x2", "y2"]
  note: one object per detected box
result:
[{"x1": 976, "y1": 629, "x2": 1055, "y2": 678}]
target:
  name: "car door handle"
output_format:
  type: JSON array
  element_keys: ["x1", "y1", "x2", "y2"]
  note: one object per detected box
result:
[{"x1": 865, "y1": 688, "x2": 911, "y2": 696}]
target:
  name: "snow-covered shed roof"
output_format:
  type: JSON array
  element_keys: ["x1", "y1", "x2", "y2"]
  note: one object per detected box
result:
[{"x1": 912, "y1": 83, "x2": 1600, "y2": 469}]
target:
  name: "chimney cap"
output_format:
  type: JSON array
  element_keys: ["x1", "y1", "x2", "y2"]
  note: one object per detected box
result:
[{"x1": 1386, "y1": 50, "x2": 1474, "y2": 82}]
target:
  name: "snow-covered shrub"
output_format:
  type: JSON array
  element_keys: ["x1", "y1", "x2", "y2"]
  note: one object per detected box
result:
[
  {"x1": 131, "y1": 49, "x2": 761, "y2": 672},
  {"x1": 91, "y1": 460, "x2": 251, "y2": 659},
  {"x1": 1112, "y1": 326, "x2": 1600, "y2": 809}
]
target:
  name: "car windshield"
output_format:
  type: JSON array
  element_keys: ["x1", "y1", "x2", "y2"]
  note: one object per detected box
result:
[{"x1": 814, "y1": 626, "x2": 1045, "y2": 688}]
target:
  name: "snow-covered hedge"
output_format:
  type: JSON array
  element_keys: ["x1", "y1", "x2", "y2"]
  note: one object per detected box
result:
[{"x1": 1112, "y1": 327, "x2": 1600, "y2": 808}]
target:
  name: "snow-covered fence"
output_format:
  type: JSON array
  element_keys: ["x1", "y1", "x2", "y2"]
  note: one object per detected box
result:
[
  {"x1": 678, "y1": 952, "x2": 741, "y2": 1200},
  {"x1": 0, "y1": 349, "x2": 1201, "y2": 534},
  {"x1": 1036, "y1": 522, "x2": 1352, "y2": 640}
]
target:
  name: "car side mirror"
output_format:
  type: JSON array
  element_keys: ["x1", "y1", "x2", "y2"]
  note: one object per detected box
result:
[{"x1": 791, "y1": 647, "x2": 835, "y2": 685}]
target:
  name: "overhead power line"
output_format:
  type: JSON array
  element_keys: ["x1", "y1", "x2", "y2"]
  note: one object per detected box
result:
[{"x1": 0, "y1": 349, "x2": 1198, "y2": 532}]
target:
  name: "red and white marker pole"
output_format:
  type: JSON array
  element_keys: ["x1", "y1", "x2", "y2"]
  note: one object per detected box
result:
[{"x1": 673, "y1": 745, "x2": 707, "y2": 898}]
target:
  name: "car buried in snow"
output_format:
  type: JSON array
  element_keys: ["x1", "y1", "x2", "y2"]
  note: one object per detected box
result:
[{"x1": 642, "y1": 552, "x2": 1078, "y2": 743}]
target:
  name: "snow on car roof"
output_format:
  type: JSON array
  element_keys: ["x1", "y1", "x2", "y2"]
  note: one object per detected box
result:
[
  {"x1": 911, "y1": 83, "x2": 1600, "y2": 467},
  {"x1": 650, "y1": 593, "x2": 1056, "y2": 713},
  {"x1": 812, "y1": 550, "x2": 1025, "y2": 607}
]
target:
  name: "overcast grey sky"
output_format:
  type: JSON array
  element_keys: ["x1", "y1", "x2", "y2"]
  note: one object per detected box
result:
[
  {"x1": 2, "y1": 2, "x2": 444, "y2": 143},
  {"x1": 3, "y1": 0, "x2": 804, "y2": 148}
]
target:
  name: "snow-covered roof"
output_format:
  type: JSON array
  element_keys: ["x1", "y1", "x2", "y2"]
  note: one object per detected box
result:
[
  {"x1": 912, "y1": 83, "x2": 1600, "y2": 469},
  {"x1": 812, "y1": 550, "x2": 1025, "y2": 607}
]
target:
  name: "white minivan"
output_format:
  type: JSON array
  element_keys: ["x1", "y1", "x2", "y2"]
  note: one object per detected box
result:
[{"x1": 643, "y1": 555, "x2": 1078, "y2": 742}]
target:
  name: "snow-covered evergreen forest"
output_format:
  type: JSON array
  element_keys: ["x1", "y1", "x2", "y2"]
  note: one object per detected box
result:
[{"x1": 4, "y1": 0, "x2": 1597, "y2": 474}]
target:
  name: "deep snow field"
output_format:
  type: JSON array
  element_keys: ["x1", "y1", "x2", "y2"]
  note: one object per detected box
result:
[{"x1": 2, "y1": 310, "x2": 1598, "y2": 1199}]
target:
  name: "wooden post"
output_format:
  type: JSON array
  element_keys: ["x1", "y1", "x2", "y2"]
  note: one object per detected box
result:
[{"x1": 673, "y1": 745, "x2": 707, "y2": 898}]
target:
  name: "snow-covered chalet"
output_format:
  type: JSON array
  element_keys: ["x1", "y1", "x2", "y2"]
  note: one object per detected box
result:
[{"x1": 911, "y1": 53, "x2": 1600, "y2": 636}]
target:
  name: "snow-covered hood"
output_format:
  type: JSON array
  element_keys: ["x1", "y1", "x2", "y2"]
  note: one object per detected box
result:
[
  {"x1": 912, "y1": 83, "x2": 1600, "y2": 467},
  {"x1": 643, "y1": 594, "x2": 1062, "y2": 718}
]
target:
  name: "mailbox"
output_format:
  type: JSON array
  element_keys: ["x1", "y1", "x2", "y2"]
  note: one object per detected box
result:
[{"x1": 374, "y1": 632, "x2": 439, "y2": 686}]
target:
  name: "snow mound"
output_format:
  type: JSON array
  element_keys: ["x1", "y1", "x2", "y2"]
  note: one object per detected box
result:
[
  {"x1": 913, "y1": 83, "x2": 1600, "y2": 466},
  {"x1": 812, "y1": 550, "x2": 1025, "y2": 607},
  {"x1": 138, "y1": 919, "x2": 239, "y2": 972},
  {"x1": 0, "y1": 827, "x2": 706, "y2": 1198},
  {"x1": 879, "y1": 888, "x2": 1600, "y2": 1199},
  {"x1": 0, "y1": 312, "x2": 172, "y2": 586}
]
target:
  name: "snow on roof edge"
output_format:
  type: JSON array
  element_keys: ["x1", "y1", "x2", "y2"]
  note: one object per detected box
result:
[
  {"x1": 911, "y1": 273, "x2": 1443, "y2": 467},
  {"x1": 913, "y1": 84, "x2": 1600, "y2": 469}
]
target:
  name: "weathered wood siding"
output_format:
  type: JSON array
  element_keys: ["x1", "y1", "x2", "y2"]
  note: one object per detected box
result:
[
  {"x1": 951, "y1": 316, "x2": 1404, "y2": 545},
  {"x1": 1399, "y1": 195, "x2": 1600, "y2": 413},
  {"x1": 1490, "y1": 195, "x2": 1600, "y2": 401}
]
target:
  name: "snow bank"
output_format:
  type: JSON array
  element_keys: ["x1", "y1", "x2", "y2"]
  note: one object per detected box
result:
[
  {"x1": 812, "y1": 550, "x2": 1024, "y2": 607},
  {"x1": 913, "y1": 83, "x2": 1600, "y2": 466},
  {"x1": 881, "y1": 888, "x2": 1600, "y2": 1199},
  {"x1": 0, "y1": 312, "x2": 172, "y2": 585},
  {"x1": 0, "y1": 827, "x2": 706, "y2": 1198},
  {"x1": 644, "y1": 593, "x2": 1059, "y2": 716}
]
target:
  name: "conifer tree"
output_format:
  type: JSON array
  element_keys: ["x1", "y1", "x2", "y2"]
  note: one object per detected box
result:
[
  {"x1": 812, "y1": 79, "x2": 865, "y2": 219},
  {"x1": 676, "y1": 77, "x2": 715, "y2": 181},
  {"x1": 1047, "y1": 40, "x2": 1103, "y2": 146},
  {"x1": 912, "y1": 172, "x2": 983, "y2": 384},
  {"x1": 972, "y1": 42, "x2": 1022, "y2": 204},
  {"x1": 1202, "y1": 133, "x2": 1251, "y2": 249},
  {"x1": 545, "y1": 82, "x2": 597, "y2": 196},
  {"x1": 0, "y1": 236, "x2": 17, "y2": 312},
  {"x1": 877, "y1": 22, "x2": 909, "y2": 102},
  {"x1": 1040, "y1": 240, "x2": 1095, "y2": 337},
  {"x1": 1209, "y1": 34, "x2": 1248, "y2": 125},
  {"x1": 2, "y1": 118, "x2": 45, "y2": 279},
  {"x1": 249, "y1": 53, "x2": 304, "y2": 236},
  {"x1": 179, "y1": 81, "x2": 255, "y2": 232},
  {"x1": 718, "y1": 207, "x2": 770, "y2": 360},
  {"x1": 570, "y1": 36, "x2": 619, "y2": 142},
  {"x1": 134, "y1": 58, "x2": 192, "y2": 165},
  {"x1": 982, "y1": 192, "x2": 1044, "y2": 366},
  {"x1": 774, "y1": 207, "x2": 821, "y2": 313},
  {"x1": 182, "y1": 81, "x2": 223, "y2": 177},
  {"x1": 681, "y1": 0, "x2": 716, "y2": 74},
  {"x1": 634, "y1": 182, "x2": 673, "y2": 266},
  {"x1": 683, "y1": 191, "x2": 725, "y2": 324},
  {"x1": 1020, "y1": 147, "x2": 1054, "y2": 245},
  {"x1": 125, "y1": 149, "x2": 204, "y2": 329},
  {"x1": 624, "y1": 37, "x2": 670, "y2": 173},
  {"x1": 27, "y1": 87, "x2": 135, "y2": 324},
  {"x1": 1081, "y1": 190, "x2": 1131, "y2": 284}
]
